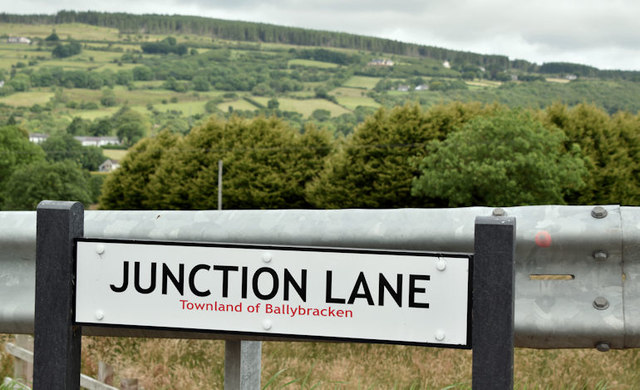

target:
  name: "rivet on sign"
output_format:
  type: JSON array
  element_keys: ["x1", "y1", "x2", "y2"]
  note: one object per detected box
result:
[
  {"x1": 262, "y1": 319, "x2": 272, "y2": 330},
  {"x1": 595, "y1": 342, "x2": 610, "y2": 352},
  {"x1": 262, "y1": 252, "x2": 272, "y2": 263},
  {"x1": 95, "y1": 310, "x2": 104, "y2": 321},
  {"x1": 591, "y1": 206, "x2": 608, "y2": 219},
  {"x1": 593, "y1": 296, "x2": 609, "y2": 310},
  {"x1": 436, "y1": 258, "x2": 447, "y2": 271},
  {"x1": 492, "y1": 208, "x2": 506, "y2": 217},
  {"x1": 435, "y1": 330, "x2": 446, "y2": 341},
  {"x1": 96, "y1": 244, "x2": 105, "y2": 255},
  {"x1": 593, "y1": 250, "x2": 609, "y2": 261}
]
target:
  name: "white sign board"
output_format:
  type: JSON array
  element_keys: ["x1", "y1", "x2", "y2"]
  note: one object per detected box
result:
[{"x1": 75, "y1": 239, "x2": 471, "y2": 347}]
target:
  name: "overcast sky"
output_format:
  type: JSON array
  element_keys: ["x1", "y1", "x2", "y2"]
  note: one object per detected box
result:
[{"x1": 4, "y1": 0, "x2": 639, "y2": 71}]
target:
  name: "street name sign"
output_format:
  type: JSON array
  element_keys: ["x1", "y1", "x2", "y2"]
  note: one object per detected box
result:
[{"x1": 75, "y1": 239, "x2": 472, "y2": 347}]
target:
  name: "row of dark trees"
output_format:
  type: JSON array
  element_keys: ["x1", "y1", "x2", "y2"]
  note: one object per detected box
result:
[{"x1": 99, "y1": 102, "x2": 640, "y2": 211}]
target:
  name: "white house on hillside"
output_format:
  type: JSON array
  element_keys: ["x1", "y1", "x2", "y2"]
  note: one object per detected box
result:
[
  {"x1": 73, "y1": 136, "x2": 121, "y2": 147},
  {"x1": 7, "y1": 37, "x2": 31, "y2": 44},
  {"x1": 99, "y1": 159, "x2": 121, "y2": 172},
  {"x1": 29, "y1": 133, "x2": 49, "y2": 144}
]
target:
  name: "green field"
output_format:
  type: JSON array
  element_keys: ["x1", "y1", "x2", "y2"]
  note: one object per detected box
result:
[
  {"x1": 102, "y1": 149, "x2": 128, "y2": 161},
  {"x1": 343, "y1": 76, "x2": 381, "y2": 89},
  {"x1": 288, "y1": 59, "x2": 339, "y2": 69},
  {"x1": 0, "y1": 22, "x2": 121, "y2": 41},
  {"x1": 466, "y1": 80, "x2": 502, "y2": 88},
  {"x1": 71, "y1": 107, "x2": 120, "y2": 120},
  {"x1": 0, "y1": 91, "x2": 54, "y2": 106},
  {"x1": 253, "y1": 96, "x2": 351, "y2": 117},
  {"x1": 335, "y1": 96, "x2": 380, "y2": 110},
  {"x1": 217, "y1": 99, "x2": 258, "y2": 112},
  {"x1": 143, "y1": 100, "x2": 208, "y2": 115}
]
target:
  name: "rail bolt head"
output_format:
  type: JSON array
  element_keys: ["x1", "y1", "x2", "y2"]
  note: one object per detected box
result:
[
  {"x1": 591, "y1": 206, "x2": 608, "y2": 219},
  {"x1": 492, "y1": 208, "x2": 506, "y2": 217},
  {"x1": 593, "y1": 296, "x2": 609, "y2": 310},
  {"x1": 596, "y1": 342, "x2": 610, "y2": 352}
]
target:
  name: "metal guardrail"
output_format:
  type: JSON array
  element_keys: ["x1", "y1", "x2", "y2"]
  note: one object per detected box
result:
[{"x1": 0, "y1": 205, "x2": 637, "y2": 350}]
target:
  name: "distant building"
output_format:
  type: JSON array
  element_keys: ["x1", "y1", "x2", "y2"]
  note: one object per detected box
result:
[
  {"x1": 565, "y1": 74, "x2": 578, "y2": 81},
  {"x1": 368, "y1": 59, "x2": 394, "y2": 67},
  {"x1": 442, "y1": 60, "x2": 451, "y2": 69},
  {"x1": 7, "y1": 37, "x2": 31, "y2": 44},
  {"x1": 99, "y1": 159, "x2": 121, "y2": 173},
  {"x1": 29, "y1": 133, "x2": 49, "y2": 144},
  {"x1": 415, "y1": 84, "x2": 429, "y2": 91},
  {"x1": 73, "y1": 136, "x2": 121, "y2": 147},
  {"x1": 397, "y1": 85, "x2": 410, "y2": 92}
]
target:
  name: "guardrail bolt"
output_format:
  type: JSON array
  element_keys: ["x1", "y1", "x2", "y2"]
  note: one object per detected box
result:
[
  {"x1": 492, "y1": 208, "x2": 506, "y2": 217},
  {"x1": 596, "y1": 342, "x2": 610, "y2": 352},
  {"x1": 591, "y1": 206, "x2": 608, "y2": 219},
  {"x1": 593, "y1": 250, "x2": 609, "y2": 261},
  {"x1": 593, "y1": 296, "x2": 609, "y2": 310}
]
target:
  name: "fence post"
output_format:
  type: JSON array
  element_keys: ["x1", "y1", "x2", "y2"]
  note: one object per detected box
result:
[
  {"x1": 224, "y1": 340, "x2": 262, "y2": 390},
  {"x1": 12, "y1": 335, "x2": 33, "y2": 385},
  {"x1": 472, "y1": 216, "x2": 516, "y2": 390},
  {"x1": 33, "y1": 200, "x2": 84, "y2": 389}
]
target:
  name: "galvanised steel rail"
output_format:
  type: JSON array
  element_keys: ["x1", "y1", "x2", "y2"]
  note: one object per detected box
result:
[{"x1": 0, "y1": 205, "x2": 637, "y2": 350}]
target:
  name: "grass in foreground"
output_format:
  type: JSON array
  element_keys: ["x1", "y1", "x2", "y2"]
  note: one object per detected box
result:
[{"x1": 2, "y1": 334, "x2": 640, "y2": 388}]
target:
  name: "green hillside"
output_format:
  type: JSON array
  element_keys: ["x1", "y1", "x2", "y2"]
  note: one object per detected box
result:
[{"x1": 0, "y1": 12, "x2": 639, "y2": 140}]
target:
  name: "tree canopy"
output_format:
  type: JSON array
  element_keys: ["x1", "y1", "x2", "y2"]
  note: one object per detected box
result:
[
  {"x1": 305, "y1": 102, "x2": 499, "y2": 208},
  {"x1": 0, "y1": 125, "x2": 46, "y2": 206},
  {"x1": 411, "y1": 109, "x2": 587, "y2": 206},
  {"x1": 2, "y1": 160, "x2": 92, "y2": 210},
  {"x1": 100, "y1": 116, "x2": 332, "y2": 210}
]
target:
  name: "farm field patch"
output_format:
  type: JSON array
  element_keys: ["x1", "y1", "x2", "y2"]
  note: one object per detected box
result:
[
  {"x1": 343, "y1": 76, "x2": 380, "y2": 89},
  {"x1": 253, "y1": 96, "x2": 351, "y2": 117},
  {"x1": 0, "y1": 23, "x2": 121, "y2": 41},
  {"x1": 288, "y1": 59, "x2": 339, "y2": 69},
  {"x1": 0, "y1": 91, "x2": 53, "y2": 106}
]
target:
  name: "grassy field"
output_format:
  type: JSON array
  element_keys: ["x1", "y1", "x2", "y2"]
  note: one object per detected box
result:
[
  {"x1": 334, "y1": 96, "x2": 380, "y2": 110},
  {"x1": 465, "y1": 80, "x2": 502, "y2": 88},
  {"x1": 102, "y1": 149, "x2": 128, "y2": 161},
  {"x1": 288, "y1": 59, "x2": 339, "y2": 69},
  {"x1": 253, "y1": 97, "x2": 351, "y2": 117},
  {"x1": 343, "y1": 76, "x2": 380, "y2": 90},
  {"x1": 0, "y1": 22, "x2": 121, "y2": 41},
  {"x1": 0, "y1": 91, "x2": 53, "y2": 106},
  {"x1": 2, "y1": 334, "x2": 639, "y2": 388},
  {"x1": 144, "y1": 100, "x2": 208, "y2": 116},
  {"x1": 71, "y1": 107, "x2": 120, "y2": 120},
  {"x1": 218, "y1": 99, "x2": 259, "y2": 112},
  {"x1": 546, "y1": 78, "x2": 572, "y2": 84}
]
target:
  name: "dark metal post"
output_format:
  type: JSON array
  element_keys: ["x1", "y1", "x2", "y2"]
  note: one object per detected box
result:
[
  {"x1": 34, "y1": 201, "x2": 84, "y2": 389},
  {"x1": 472, "y1": 216, "x2": 516, "y2": 390}
]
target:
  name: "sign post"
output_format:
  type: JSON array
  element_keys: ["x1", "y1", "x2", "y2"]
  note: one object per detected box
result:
[
  {"x1": 33, "y1": 201, "x2": 84, "y2": 389},
  {"x1": 472, "y1": 216, "x2": 516, "y2": 389}
]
